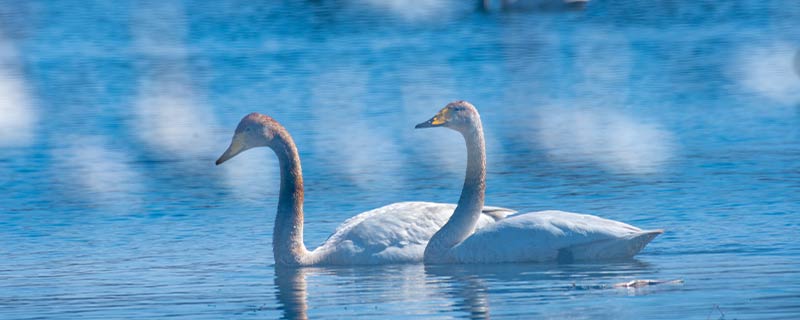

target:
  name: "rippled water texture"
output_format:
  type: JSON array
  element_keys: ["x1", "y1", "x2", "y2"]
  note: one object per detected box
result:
[{"x1": 1, "y1": 0, "x2": 799, "y2": 319}]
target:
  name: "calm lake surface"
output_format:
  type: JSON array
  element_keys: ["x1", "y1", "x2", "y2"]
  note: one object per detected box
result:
[{"x1": 1, "y1": 0, "x2": 799, "y2": 319}]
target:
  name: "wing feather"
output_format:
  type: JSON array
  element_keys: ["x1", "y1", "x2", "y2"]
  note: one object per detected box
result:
[
  {"x1": 311, "y1": 202, "x2": 514, "y2": 265},
  {"x1": 450, "y1": 210, "x2": 660, "y2": 263}
]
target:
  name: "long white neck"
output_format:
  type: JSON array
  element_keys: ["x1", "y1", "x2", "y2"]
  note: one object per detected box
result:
[
  {"x1": 424, "y1": 119, "x2": 486, "y2": 263},
  {"x1": 271, "y1": 133, "x2": 311, "y2": 266}
]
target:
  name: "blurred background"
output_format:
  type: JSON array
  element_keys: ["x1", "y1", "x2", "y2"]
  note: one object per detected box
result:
[{"x1": 1, "y1": 1, "x2": 798, "y2": 319}]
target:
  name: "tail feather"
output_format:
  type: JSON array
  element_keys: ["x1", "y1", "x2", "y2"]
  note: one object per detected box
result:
[
  {"x1": 627, "y1": 229, "x2": 663, "y2": 256},
  {"x1": 569, "y1": 229, "x2": 663, "y2": 261}
]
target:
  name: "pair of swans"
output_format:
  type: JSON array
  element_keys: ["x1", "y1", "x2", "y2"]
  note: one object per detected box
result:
[{"x1": 215, "y1": 101, "x2": 661, "y2": 266}]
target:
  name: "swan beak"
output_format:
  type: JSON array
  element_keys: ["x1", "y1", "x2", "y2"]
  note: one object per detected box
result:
[
  {"x1": 415, "y1": 119, "x2": 435, "y2": 129},
  {"x1": 215, "y1": 136, "x2": 245, "y2": 165},
  {"x1": 415, "y1": 116, "x2": 445, "y2": 129},
  {"x1": 415, "y1": 108, "x2": 450, "y2": 129}
]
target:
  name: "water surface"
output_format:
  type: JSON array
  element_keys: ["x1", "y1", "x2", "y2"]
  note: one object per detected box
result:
[{"x1": 1, "y1": 0, "x2": 799, "y2": 319}]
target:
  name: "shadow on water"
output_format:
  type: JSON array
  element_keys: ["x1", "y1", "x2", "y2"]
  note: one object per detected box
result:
[{"x1": 273, "y1": 260, "x2": 655, "y2": 319}]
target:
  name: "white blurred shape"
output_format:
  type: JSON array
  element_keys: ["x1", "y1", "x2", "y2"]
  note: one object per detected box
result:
[
  {"x1": 571, "y1": 30, "x2": 633, "y2": 107},
  {"x1": 534, "y1": 107, "x2": 675, "y2": 174},
  {"x1": 0, "y1": 70, "x2": 34, "y2": 147},
  {"x1": 737, "y1": 43, "x2": 800, "y2": 104},
  {"x1": 130, "y1": 0, "x2": 189, "y2": 58},
  {"x1": 357, "y1": 0, "x2": 455, "y2": 21},
  {"x1": 131, "y1": 2, "x2": 274, "y2": 196},
  {"x1": 310, "y1": 69, "x2": 406, "y2": 188},
  {"x1": 0, "y1": 34, "x2": 35, "y2": 147},
  {"x1": 131, "y1": 1, "x2": 217, "y2": 158},
  {"x1": 54, "y1": 135, "x2": 144, "y2": 207},
  {"x1": 219, "y1": 147, "x2": 277, "y2": 200},
  {"x1": 400, "y1": 67, "x2": 465, "y2": 175},
  {"x1": 134, "y1": 77, "x2": 219, "y2": 157}
]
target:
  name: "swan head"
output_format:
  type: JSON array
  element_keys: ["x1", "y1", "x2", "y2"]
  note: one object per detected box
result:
[
  {"x1": 415, "y1": 100, "x2": 479, "y2": 132},
  {"x1": 216, "y1": 112, "x2": 284, "y2": 165}
]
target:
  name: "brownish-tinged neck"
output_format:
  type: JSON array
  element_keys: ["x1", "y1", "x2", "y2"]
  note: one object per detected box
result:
[
  {"x1": 424, "y1": 118, "x2": 486, "y2": 263},
  {"x1": 271, "y1": 131, "x2": 309, "y2": 266},
  {"x1": 456, "y1": 124, "x2": 487, "y2": 218}
]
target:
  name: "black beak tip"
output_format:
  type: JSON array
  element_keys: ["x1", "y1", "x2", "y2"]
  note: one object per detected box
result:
[
  {"x1": 415, "y1": 120, "x2": 434, "y2": 129},
  {"x1": 215, "y1": 159, "x2": 223, "y2": 166}
]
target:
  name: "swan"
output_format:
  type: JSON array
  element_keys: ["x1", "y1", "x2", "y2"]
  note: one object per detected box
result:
[
  {"x1": 215, "y1": 112, "x2": 516, "y2": 266},
  {"x1": 415, "y1": 101, "x2": 662, "y2": 264}
]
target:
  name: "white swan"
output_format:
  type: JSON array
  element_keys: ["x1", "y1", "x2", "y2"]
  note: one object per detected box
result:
[
  {"x1": 415, "y1": 101, "x2": 662, "y2": 264},
  {"x1": 215, "y1": 113, "x2": 515, "y2": 266}
]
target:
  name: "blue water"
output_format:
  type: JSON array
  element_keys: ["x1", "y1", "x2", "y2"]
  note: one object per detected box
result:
[{"x1": 1, "y1": 0, "x2": 799, "y2": 319}]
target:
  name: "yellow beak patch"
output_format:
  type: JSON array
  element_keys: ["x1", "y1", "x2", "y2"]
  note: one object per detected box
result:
[{"x1": 431, "y1": 107, "x2": 451, "y2": 125}]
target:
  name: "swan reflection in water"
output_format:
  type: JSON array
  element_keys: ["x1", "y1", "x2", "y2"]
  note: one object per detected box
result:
[
  {"x1": 274, "y1": 266, "x2": 308, "y2": 320},
  {"x1": 272, "y1": 260, "x2": 658, "y2": 319}
]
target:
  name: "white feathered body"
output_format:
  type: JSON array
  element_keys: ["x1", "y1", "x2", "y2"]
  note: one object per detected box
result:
[
  {"x1": 445, "y1": 210, "x2": 662, "y2": 264},
  {"x1": 306, "y1": 202, "x2": 514, "y2": 265}
]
